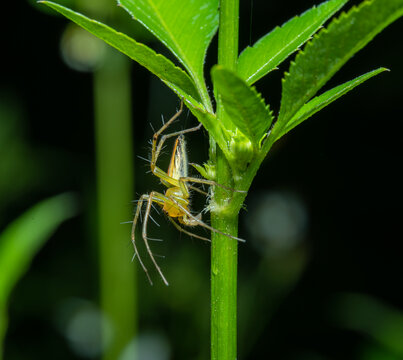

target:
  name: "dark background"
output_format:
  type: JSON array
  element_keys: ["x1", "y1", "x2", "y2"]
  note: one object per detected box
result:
[{"x1": 2, "y1": 0, "x2": 403, "y2": 359}]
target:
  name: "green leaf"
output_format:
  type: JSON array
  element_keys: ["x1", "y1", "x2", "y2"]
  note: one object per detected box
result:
[
  {"x1": 185, "y1": 100, "x2": 228, "y2": 154},
  {"x1": 119, "y1": 0, "x2": 219, "y2": 110},
  {"x1": 274, "y1": 67, "x2": 388, "y2": 141},
  {"x1": 0, "y1": 193, "x2": 78, "y2": 300},
  {"x1": 238, "y1": 0, "x2": 348, "y2": 85},
  {"x1": 0, "y1": 193, "x2": 78, "y2": 348},
  {"x1": 39, "y1": 1, "x2": 201, "y2": 104},
  {"x1": 191, "y1": 161, "x2": 216, "y2": 181},
  {"x1": 211, "y1": 66, "x2": 273, "y2": 149},
  {"x1": 276, "y1": 0, "x2": 403, "y2": 135},
  {"x1": 185, "y1": 100, "x2": 255, "y2": 171}
]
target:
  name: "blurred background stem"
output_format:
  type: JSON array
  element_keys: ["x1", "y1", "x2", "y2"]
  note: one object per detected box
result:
[{"x1": 94, "y1": 47, "x2": 137, "y2": 359}]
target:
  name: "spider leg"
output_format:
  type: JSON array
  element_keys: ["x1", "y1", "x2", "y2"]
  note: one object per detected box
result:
[
  {"x1": 187, "y1": 184, "x2": 209, "y2": 196},
  {"x1": 178, "y1": 205, "x2": 244, "y2": 242},
  {"x1": 161, "y1": 194, "x2": 246, "y2": 243},
  {"x1": 131, "y1": 194, "x2": 153, "y2": 285},
  {"x1": 153, "y1": 99, "x2": 203, "y2": 147},
  {"x1": 152, "y1": 122, "x2": 202, "y2": 179},
  {"x1": 155, "y1": 123, "x2": 202, "y2": 160},
  {"x1": 142, "y1": 192, "x2": 169, "y2": 286},
  {"x1": 167, "y1": 217, "x2": 211, "y2": 242},
  {"x1": 151, "y1": 100, "x2": 202, "y2": 180},
  {"x1": 154, "y1": 100, "x2": 184, "y2": 139},
  {"x1": 180, "y1": 176, "x2": 246, "y2": 193},
  {"x1": 180, "y1": 208, "x2": 245, "y2": 242}
]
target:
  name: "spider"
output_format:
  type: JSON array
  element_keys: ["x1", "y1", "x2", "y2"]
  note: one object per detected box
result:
[{"x1": 131, "y1": 100, "x2": 244, "y2": 286}]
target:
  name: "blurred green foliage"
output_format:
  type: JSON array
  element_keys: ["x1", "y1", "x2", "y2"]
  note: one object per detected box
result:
[
  {"x1": 0, "y1": 98, "x2": 43, "y2": 223},
  {"x1": 0, "y1": 194, "x2": 78, "y2": 359},
  {"x1": 331, "y1": 293, "x2": 403, "y2": 357}
]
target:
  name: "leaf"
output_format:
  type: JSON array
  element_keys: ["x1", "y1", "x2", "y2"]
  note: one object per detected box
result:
[
  {"x1": 0, "y1": 193, "x2": 78, "y2": 348},
  {"x1": 238, "y1": 0, "x2": 348, "y2": 85},
  {"x1": 119, "y1": 0, "x2": 219, "y2": 106},
  {"x1": 276, "y1": 0, "x2": 403, "y2": 135},
  {"x1": 191, "y1": 161, "x2": 216, "y2": 181},
  {"x1": 185, "y1": 100, "x2": 256, "y2": 170},
  {"x1": 185, "y1": 100, "x2": 228, "y2": 155},
  {"x1": 0, "y1": 193, "x2": 78, "y2": 300},
  {"x1": 274, "y1": 67, "x2": 388, "y2": 141},
  {"x1": 39, "y1": 1, "x2": 201, "y2": 104},
  {"x1": 211, "y1": 66, "x2": 273, "y2": 149}
]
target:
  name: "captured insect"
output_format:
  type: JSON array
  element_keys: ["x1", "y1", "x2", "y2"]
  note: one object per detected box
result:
[{"x1": 131, "y1": 100, "x2": 245, "y2": 285}]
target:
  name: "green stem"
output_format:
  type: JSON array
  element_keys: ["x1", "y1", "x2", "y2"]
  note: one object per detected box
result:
[
  {"x1": 211, "y1": 0, "x2": 239, "y2": 359},
  {"x1": 196, "y1": 76, "x2": 214, "y2": 113},
  {"x1": 217, "y1": 0, "x2": 239, "y2": 70},
  {"x1": 94, "y1": 48, "x2": 137, "y2": 360},
  {"x1": 210, "y1": 163, "x2": 239, "y2": 360}
]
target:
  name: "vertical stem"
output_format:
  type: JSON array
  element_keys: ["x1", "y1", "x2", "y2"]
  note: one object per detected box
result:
[
  {"x1": 217, "y1": 0, "x2": 239, "y2": 70},
  {"x1": 94, "y1": 48, "x2": 137, "y2": 360},
  {"x1": 211, "y1": 0, "x2": 239, "y2": 359},
  {"x1": 210, "y1": 189, "x2": 239, "y2": 360}
]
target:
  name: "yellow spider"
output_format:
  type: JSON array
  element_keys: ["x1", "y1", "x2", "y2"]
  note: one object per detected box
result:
[{"x1": 131, "y1": 101, "x2": 244, "y2": 285}]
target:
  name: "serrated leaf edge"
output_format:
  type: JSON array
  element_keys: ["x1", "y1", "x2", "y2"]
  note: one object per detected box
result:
[
  {"x1": 276, "y1": 67, "x2": 388, "y2": 141},
  {"x1": 213, "y1": 67, "x2": 274, "y2": 148},
  {"x1": 238, "y1": 0, "x2": 349, "y2": 84},
  {"x1": 278, "y1": 1, "x2": 374, "y2": 124}
]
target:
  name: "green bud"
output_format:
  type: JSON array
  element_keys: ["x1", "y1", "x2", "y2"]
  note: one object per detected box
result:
[{"x1": 227, "y1": 130, "x2": 254, "y2": 170}]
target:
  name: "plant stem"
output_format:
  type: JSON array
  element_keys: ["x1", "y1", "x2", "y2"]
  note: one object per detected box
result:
[
  {"x1": 211, "y1": 0, "x2": 239, "y2": 359},
  {"x1": 217, "y1": 0, "x2": 239, "y2": 70},
  {"x1": 95, "y1": 48, "x2": 137, "y2": 359}
]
